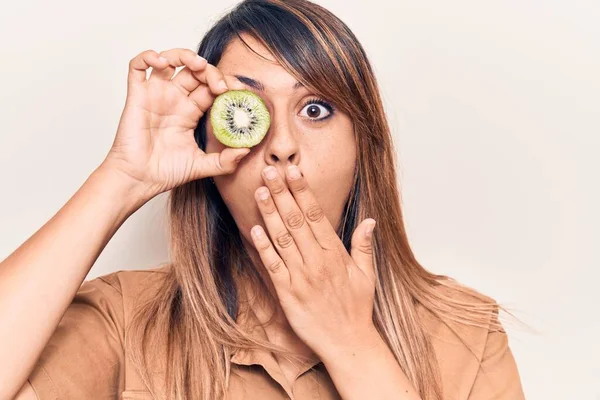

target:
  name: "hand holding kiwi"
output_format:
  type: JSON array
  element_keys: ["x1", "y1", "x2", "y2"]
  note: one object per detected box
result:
[{"x1": 101, "y1": 48, "x2": 258, "y2": 202}]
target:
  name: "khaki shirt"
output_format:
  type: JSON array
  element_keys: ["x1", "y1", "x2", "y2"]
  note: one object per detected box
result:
[{"x1": 27, "y1": 265, "x2": 525, "y2": 399}]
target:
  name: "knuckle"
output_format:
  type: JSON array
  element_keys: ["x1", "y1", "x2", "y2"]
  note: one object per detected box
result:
[
  {"x1": 211, "y1": 64, "x2": 224, "y2": 76},
  {"x1": 267, "y1": 260, "x2": 284, "y2": 273},
  {"x1": 356, "y1": 242, "x2": 373, "y2": 255},
  {"x1": 215, "y1": 156, "x2": 225, "y2": 173},
  {"x1": 285, "y1": 210, "x2": 305, "y2": 230},
  {"x1": 293, "y1": 181, "x2": 309, "y2": 193},
  {"x1": 184, "y1": 49, "x2": 198, "y2": 61},
  {"x1": 130, "y1": 51, "x2": 147, "y2": 66},
  {"x1": 171, "y1": 48, "x2": 185, "y2": 60},
  {"x1": 305, "y1": 204, "x2": 325, "y2": 223},
  {"x1": 257, "y1": 241, "x2": 271, "y2": 252},
  {"x1": 263, "y1": 203, "x2": 278, "y2": 215},
  {"x1": 269, "y1": 183, "x2": 286, "y2": 196},
  {"x1": 205, "y1": 63, "x2": 217, "y2": 74},
  {"x1": 275, "y1": 231, "x2": 295, "y2": 248}
]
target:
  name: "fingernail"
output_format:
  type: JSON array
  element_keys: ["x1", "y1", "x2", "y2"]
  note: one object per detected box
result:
[
  {"x1": 258, "y1": 187, "x2": 270, "y2": 201},
  {"x1": 159, "y1": 56, "x2": 168, "y2": 63},
  {"x1": 287, "y1": 165, "x2": 301, "y2": 179},
  {"x1": 366, "y1": 220, "x2": 376, "y2": 237},
  {"x1": 218, "y1": 80, "x2": 228, "y2": 90},
  {"x1": 264, "y1": 166, "x2": 277, "y2": 180},
  {"x1": 251, "y1": 225, "x2": 263, "y2": 238},
  {"x1": 196, "y1": 54, "x2": 206, "y2": 61}
]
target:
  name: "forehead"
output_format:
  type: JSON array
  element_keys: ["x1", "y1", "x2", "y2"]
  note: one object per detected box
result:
[{"x1": 217, "y1": 34, "x2": 299, "y2": 91}]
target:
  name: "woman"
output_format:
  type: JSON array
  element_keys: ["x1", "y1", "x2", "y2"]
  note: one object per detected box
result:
[{"x1": 1, "y1": 0, "x2": 525, "y2": 399}]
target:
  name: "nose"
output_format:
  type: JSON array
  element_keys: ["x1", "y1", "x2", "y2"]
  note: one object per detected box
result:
[{"x1": 264, "y1": 115, "x2": 300, "y2": 167}]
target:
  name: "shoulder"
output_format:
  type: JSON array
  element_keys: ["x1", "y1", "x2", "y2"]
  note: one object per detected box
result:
[
  {"x1": 26, "y1": 265, "x2": 172, "y2": 399},
  {"x1": 420, "y1": 283, "x2": 526, "y2": 398},
  {"x1": 416, "y1": 280, "x2": 498, "y2": 334},
  {"x1": 87, "y1": 263, "x2": 171, "y2": 300},
  {"x1": 77, "y1": 263, "x2": 172, "y2": 326},
  {"x1": 416, "y1": 281, "x2": 503, "y2": 396}
]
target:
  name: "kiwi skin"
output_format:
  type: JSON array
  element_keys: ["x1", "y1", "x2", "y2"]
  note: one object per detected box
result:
[{"x1": 209, "y1": 89, "x2": 271, "y2": 148}]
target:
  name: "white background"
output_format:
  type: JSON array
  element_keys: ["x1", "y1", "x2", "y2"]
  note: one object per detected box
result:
[{"x1": 1, "y1": 0, "x2": 598, "y2": 398}]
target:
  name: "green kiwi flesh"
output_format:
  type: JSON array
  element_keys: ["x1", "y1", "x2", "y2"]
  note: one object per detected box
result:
[{"x1": 210, "y1": 89, "x2": 271, "y2": 148}]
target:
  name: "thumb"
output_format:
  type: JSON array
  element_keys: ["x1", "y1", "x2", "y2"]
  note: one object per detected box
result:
[
  {"x1": 191, "y1": 147, "x2": 251, "y2": 181},
  {"x1": 350, "y1": 218, "x2": 376, "y2": 277}
]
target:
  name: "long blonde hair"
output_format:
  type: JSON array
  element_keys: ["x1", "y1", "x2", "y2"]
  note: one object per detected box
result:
[{"x1": 125, "y1": 1, "x2": 522, "y2": 399}]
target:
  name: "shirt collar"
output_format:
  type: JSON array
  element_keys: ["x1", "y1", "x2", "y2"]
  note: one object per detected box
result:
[{"x1": 229, "y1": 301, "x2": 322, "y2": 376}]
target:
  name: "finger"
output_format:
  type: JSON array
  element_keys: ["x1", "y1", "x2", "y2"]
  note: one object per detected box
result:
[
  {"x1": 254, "y1": 184, "x2": 305, "y2": 273},
  {"x1": 188, "y1": 74, "x2": 246, "y2": 114},
  {"x1": 185, "y1": 83, "x2": 214, "y2": 114},
  {"x1": 284, "y1": 165, "x2": 342, "y2": 250},
  {"x1": 127, "y1": 49, "x2": 168, "y2": 86},
  {"x1": 189, "y1": 147, "x2": 251, "y2": 180},
  {"x1": 250, "y1": 225, "x2": 291, "y2": 294},
  {"x1": 223, "y1": 74, "x2": 247, "y2": 91},
  {"x1": 185, "y1": 63, "x2": 229, "y2": 96},
  {"x1": 150, "y1": 48, "x2": 207, "y2": 84},
  {"x1": 261, "y1": 166, "x2": 323, "y2": 262},
  {"x1": 148, "y1": 52, "x2": 176, "y2": 82},
  {"x1": 169, "y1": 58, "x2": 209, "y2": 95},
  {"x1": 350, "y1": 219, "x2": 377, "y2": 279}
]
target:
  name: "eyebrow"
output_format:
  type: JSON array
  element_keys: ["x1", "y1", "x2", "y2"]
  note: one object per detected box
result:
[{"x1": 234, "y1": 75, "x2": 304, "y2": 92}]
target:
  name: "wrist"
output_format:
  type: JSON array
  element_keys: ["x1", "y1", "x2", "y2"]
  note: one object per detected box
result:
[
  {"x1": 90, "y1": 162, "x2": 152, "y2": 215},
  {"x1": 319, "y1": 325, "x2": 384, "y2": 365}
]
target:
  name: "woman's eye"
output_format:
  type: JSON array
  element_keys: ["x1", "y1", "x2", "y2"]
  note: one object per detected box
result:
[{"x1": 299, "y1": 103, "x2": 331, "y2": 120}]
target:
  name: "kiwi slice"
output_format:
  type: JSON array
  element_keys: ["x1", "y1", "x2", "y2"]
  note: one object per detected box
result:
[{"x1": 210, "y1": 89, "x2": 271, "y2": 148}]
